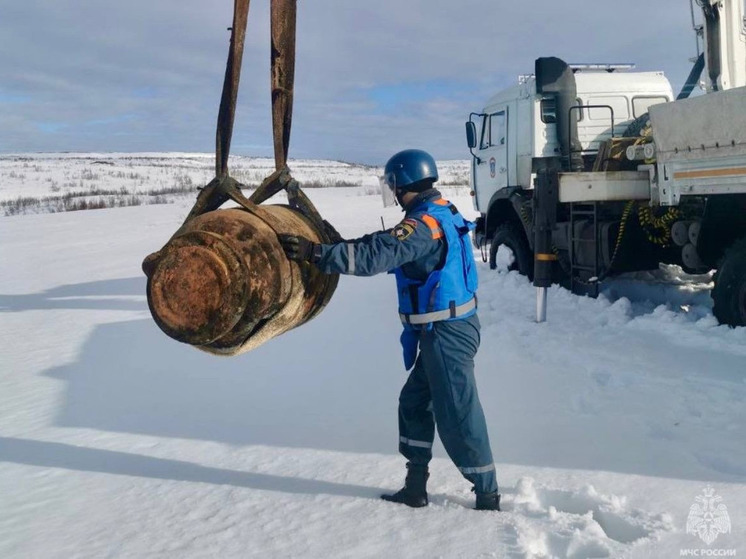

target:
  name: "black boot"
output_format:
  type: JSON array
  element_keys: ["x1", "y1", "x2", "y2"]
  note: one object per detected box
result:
[
  {"x1": 381, "y1": 463, "x2": 429, "y2": 508},
  {"x1": 475, "y1": 491, "x2": 501, "y2": 511}
]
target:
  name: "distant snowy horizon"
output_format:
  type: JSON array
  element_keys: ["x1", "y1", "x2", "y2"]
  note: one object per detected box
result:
[
  {"x1": 0, "y1": 151, "x2": 471, "y2": 167},
  {"x1": 0, "y1": 153, "x2": 469, "y2": 218}
]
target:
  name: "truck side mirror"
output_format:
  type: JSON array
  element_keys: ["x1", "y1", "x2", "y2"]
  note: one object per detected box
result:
[
  {"x1": 465, "y1": 121, "x2": 481, "y2": 163},
  {"x1": 465, "y1": 121, "x2": 477, "y2": 148}
]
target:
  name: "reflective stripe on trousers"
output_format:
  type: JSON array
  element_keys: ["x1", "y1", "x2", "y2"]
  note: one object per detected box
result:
[
  {"x1": 347, "y1": 243, "x2": 355, "y2": 274},
  {"x1": 399, "y1": 436, "x2": 433, "y2": 449},
  {"x1": 459, "y1": 464, "x2": 495, "y2": 475}
]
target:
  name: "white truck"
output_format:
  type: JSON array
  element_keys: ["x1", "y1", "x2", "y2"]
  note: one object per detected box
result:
[{"x1": 465, "y1": 0, "x2": 746, "y2": 326}]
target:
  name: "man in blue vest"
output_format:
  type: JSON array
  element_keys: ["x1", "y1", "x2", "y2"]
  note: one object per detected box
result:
[{"x1": 278, "y1": 149, "x2": 500, "y2": 511}]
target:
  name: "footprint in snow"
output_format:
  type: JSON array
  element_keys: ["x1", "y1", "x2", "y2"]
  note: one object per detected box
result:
[{"x1": 508, "y1": 477, "x2": 672, "y2": 559}]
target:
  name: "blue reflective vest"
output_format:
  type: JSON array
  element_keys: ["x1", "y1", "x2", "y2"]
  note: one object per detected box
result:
[{"x1": 394, "y1": 200, "x2": 478, "y2": 362}]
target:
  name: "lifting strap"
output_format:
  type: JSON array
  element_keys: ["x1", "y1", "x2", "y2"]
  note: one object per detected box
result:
[
  {"x1": 216, "y1": 0, "x2": 251, "y2": 180},
  {"x1": 181, "y1": 0, "x2": 339, "y2": 244},
  {"x1": 271, "y1": 0, "x2": 295, "y2": 171}
]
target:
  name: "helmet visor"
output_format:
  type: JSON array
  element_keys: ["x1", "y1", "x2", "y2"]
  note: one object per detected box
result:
[{"x1": 380, "y1": 173, "x2": 397, "y2": 208}]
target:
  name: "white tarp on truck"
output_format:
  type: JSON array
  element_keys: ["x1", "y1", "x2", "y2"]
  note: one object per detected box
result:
[{"x1": 650, "y1": 86, "x2": 746, "y2": 205}]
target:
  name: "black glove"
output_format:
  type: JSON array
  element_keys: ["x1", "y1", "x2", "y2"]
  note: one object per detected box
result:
[{"x1": 278, "y1": 234, "x2": 319, "y2": 263}]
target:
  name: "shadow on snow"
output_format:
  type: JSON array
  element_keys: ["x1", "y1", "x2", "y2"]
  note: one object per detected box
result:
[
  {"x1": 0, "y1": 437, "x2": 380, "y2": 500},
  {"x1": 0, "y1": 277, "x2": 145, "y2": 312}
]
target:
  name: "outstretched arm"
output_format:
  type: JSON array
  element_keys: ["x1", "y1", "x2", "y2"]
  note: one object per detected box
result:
[{"x1": 279, "y1": 218, "x2": 442, "y2": 276}]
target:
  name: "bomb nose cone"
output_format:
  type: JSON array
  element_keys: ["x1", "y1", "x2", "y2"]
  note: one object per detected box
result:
[{"x1": 146, "y1": 231, "x2": 249, "y2": 345}]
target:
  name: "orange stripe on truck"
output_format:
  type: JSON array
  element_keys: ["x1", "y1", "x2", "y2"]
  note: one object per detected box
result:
[{"x1": 673, "y1": 167, "x2": 746, "y2": 180}]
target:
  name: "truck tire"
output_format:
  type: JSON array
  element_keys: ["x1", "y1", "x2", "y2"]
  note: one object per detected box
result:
[
  {"x1": 712, "y1": 237, "x2": 746, "y2": 327},
  {"x1": 489, "y1": 223, "x2": 534, "y2": 280}
]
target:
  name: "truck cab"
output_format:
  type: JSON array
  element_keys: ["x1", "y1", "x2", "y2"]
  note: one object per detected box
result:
[{"x1": 468, "y1": 67, "x2": 673, "y2": 215}]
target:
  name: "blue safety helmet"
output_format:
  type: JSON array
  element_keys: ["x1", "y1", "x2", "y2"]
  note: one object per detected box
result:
[{"x1": 383, "y1": 149, "x2": 439, "y2": 192}]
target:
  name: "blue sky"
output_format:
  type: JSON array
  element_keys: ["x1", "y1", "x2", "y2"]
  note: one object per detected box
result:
[
  {"x1": 366, "y1": 81, "x2": 474, "y2": 114},
  {"x1": 1, "y1": 1, "x2": 698, "y2": 164}
]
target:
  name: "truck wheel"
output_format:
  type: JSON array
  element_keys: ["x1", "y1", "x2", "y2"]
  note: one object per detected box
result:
[
  {"x1": 489, "y1": 223, "x2": 534, "y2": 280},
  {"x1": 712, "y1": 237, "x2": 746, "y2": 327}
]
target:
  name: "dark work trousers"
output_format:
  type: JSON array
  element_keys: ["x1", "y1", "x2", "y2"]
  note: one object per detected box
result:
[{"x1": 397, "y1": 314, "x2": 498, "y2": 494}]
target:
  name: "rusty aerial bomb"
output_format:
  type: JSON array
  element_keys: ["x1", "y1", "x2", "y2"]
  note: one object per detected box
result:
[
  {"x1": 143, "y1": 0, "x2": 336, "y2": 354},
  {"x1": 142, "y1": 190, "x2": 339, "y2": 356}
]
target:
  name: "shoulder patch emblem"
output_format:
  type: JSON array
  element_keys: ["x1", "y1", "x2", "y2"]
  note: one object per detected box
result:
[{"x1": 391, "y1": 219, "x2": 416, "y2": 241}]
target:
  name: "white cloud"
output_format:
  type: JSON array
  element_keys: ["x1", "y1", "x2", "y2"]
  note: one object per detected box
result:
[{"x1": 0, "y1": 0, "x2": 698, "y2": 162}]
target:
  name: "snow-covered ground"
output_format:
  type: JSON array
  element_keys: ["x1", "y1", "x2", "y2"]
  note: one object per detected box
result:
[{"x1": 0, "y1": 156, "x2": 744, "y2": 558}]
